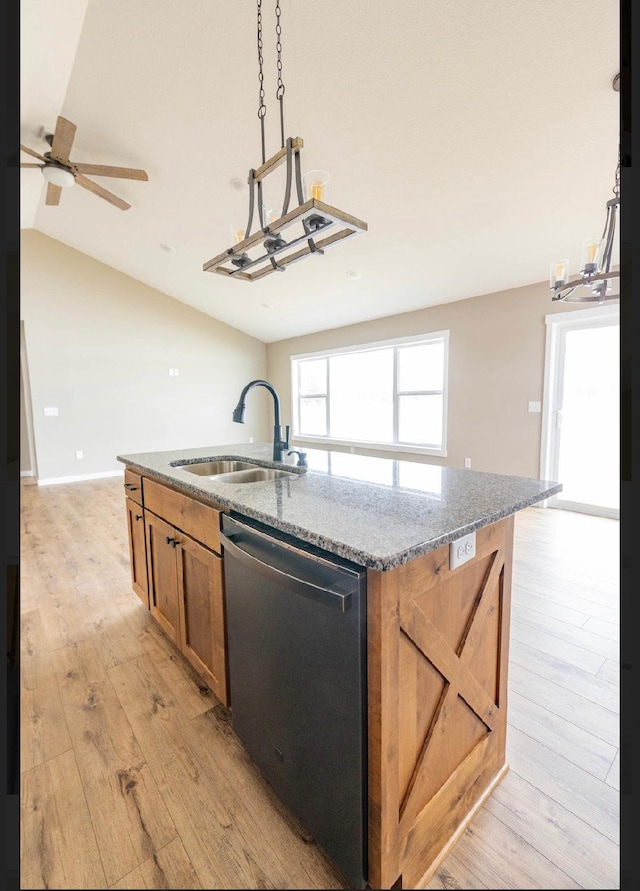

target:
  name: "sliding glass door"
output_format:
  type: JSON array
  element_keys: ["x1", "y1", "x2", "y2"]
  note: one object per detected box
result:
[{"x1": 541, "y1": 305, "x2": 619, "y2": 518}]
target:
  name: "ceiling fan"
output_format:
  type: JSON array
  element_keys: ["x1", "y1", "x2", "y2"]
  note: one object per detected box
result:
[{"x1": 20, "y1": 115, "x2": 148, "y2": 211}]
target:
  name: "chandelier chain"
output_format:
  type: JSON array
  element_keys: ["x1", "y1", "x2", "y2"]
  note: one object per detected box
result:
[
  {"x1": 275, "y1": 0, "x2": 285, "y2": 148},
  {"x1": 256, "y1": 0, "x2": 267, "y2": 163}
]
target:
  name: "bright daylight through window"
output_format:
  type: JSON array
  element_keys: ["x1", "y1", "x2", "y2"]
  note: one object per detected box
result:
[{"x1": 291, "y1": 332, "x2": 448, "y2": 455}]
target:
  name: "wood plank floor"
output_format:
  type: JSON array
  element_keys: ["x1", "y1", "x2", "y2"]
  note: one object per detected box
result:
[{"x1": 19, "y1": 478, "x2": 620, "y2": 889}]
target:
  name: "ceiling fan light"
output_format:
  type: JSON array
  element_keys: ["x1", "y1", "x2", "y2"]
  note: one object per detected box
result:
[{"x1": 42, "y1": 165, "x2": 75, "y2": 188}]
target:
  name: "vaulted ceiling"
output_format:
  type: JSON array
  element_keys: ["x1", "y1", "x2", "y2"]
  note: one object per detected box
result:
[{"x1": 20, "y1": 0, "x2": 619, "y2": 342}]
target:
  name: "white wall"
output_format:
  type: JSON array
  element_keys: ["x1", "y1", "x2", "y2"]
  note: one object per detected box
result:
[{"x1": 21, "y1": 230, "x2": 269, "y2": 482}]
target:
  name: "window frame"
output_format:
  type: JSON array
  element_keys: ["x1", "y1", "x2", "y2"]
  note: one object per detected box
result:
[{"x1": 290, "y1": 331, "x2": 449, "y2": 457}]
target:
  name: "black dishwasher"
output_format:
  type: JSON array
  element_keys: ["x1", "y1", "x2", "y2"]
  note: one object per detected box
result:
[{"x1": 220, "y1": 513, "x2": 368, "y2": 889}]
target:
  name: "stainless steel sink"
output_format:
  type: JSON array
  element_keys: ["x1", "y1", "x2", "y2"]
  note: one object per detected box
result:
[
  {"x1": 177, "y1": 460, "x2": 259, "y2": 476},
  {"x1": 212, "y1": 467, "x2": 299, "y2": 484},
  {"x1": 170, "y1": 457, "x2": 301, "y2": 483}
]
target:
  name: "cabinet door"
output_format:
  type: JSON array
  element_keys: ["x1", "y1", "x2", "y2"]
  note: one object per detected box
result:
[
  {"x1": 176, "y1": 535, "x2": 229, "y2": 705},
  {"x1": 145, "y1": 512, "x2": 182, "y2": 645},
  {"x1": 125, "y1": 498, "x2": 149, "y2": 607}
]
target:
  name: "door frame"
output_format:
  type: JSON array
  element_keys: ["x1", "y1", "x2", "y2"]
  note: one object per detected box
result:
[
  {"x1": 20, "y1": 320, "x2": 39, "y2": 481},
  {"x1": 540, "y1": 303, "x2": 620, "y2": 518}
]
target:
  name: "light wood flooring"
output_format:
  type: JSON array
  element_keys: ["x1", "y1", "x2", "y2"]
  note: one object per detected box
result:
[{"x1": 19, "y1": 478, "x2": 620, "y2": 889}]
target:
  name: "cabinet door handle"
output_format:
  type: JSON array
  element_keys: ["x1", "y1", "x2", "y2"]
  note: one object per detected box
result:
[
  {"x1": 165, "y1": 536, "x2": 179, "y2": 548},
  {"x1": 135, "y1": 514, "x2": 143, "y2": 521},
  {"x1": 124, "y1": 483, "x2": 138, "y2": 490}
]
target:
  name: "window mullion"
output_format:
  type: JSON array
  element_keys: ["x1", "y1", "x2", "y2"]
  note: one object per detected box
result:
[
  {"x1": 325, "y1": 357, "x2": 331, "y2": 438},
  {"x1": 397, "y1": 389, "x2": 443, "y2": 397},
  {"x1": 297, "y1": 361, "x2": 302, "y2": 434},
  {"x1": 392, "y1": 347, "x2": 399, "y2": 444}
]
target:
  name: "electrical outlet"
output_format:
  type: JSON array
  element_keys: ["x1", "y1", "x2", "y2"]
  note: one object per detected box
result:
[
  {"x1": 168, "y1": 368, "x2": 180, "y2": 376},
  {"x1": 449, "y1": 531, "x2": 476, "y2": 569},
  {"x1": 528, "y1": 401, "x2": 541, "y2": 413},
  {"x1": 464, "y1": 457, "x2": 471, "y2": 468},
  {"x1": 43, "y1": 406, "x2": 58, "y2": 416},
  {"x1": 249, "y1": 436, "x2": 254, "y2": 443},
  {"x1": 75, "y1": 451, "x2": 83, "y2": 460}
]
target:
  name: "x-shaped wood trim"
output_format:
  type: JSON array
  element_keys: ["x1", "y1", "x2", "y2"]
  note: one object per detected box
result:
[{"x1": 398, "y1": 550, "x2": 504, "y2": 830}]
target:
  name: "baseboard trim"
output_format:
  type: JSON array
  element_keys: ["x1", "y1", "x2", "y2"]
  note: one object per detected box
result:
[
  {"x1": 37, "y1": 470, "x2": 124, "y2": 486},
  {"x1": 20, "y1": 470, "x2": 34, "y2": 477}
]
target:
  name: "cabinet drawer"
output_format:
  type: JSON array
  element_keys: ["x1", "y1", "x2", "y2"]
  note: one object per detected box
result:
[
  {"x1": 123, "y1": 468, "x2": 144, "y2": 506},
  {"x1": 143, "y1": 477, "x2": 223, "y2": 554}
]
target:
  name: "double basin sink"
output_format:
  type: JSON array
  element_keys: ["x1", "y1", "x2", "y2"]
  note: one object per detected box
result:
[{"x1": 170, "y1": 458, "x2": 302, "y2": 485}]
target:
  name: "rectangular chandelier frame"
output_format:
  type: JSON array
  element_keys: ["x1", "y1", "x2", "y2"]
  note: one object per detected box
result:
[{"x1": 203, "y1": 136, "x2": 367, "y2": 282}]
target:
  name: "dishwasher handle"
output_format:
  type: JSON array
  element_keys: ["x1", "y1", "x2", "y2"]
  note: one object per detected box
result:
[{"x1": 221, "y1": 532, "x2": 353, "y2": 612}]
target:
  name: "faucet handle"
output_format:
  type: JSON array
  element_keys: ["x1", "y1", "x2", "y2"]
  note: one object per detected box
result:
[
  {"x1": 287, "y1": 449, "x2": 307, "y2": 468},
  {"x1": 284, "y1": 425, "x2": 290, "y2": 449}
]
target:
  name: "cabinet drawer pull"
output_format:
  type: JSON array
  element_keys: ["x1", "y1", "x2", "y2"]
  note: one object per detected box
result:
[
  {"x1": 124, "y1": 483, "x2": 138, "y2": 491},
  {"x1": 135, "y1": 514, "x2": 143, "y2": 521}
]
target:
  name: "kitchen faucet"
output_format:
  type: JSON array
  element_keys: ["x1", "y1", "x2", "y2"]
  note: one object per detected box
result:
[{"x1": 232, "y1": 380, "x2": 290, "y2": 462}]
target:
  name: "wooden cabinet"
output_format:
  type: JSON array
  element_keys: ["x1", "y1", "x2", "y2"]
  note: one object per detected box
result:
[
  {"x1": 125, "y1": 496, "x2": 149, "y2": 607},
  {"x1": 145, "y1": 511, "x2": 182, "y2": 643},
  {"x1": 366, "y1": 515, "x2": 514, "y2": 889},
  {"x1": 177, "y1": 534, "x2": 226, "y2": 697},
  {"x1": 122, "y1": 467, "x2": 229, "y2": 706},
  {"x1": 123, "y1": 468, "x2": 144, "y2": 505},
  {"x1": 144, "y1": 509, "x2": 228, "y2": 704}
]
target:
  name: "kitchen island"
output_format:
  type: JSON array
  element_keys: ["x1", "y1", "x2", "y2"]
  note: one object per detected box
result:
[{"x1": 117, "y1": 443, "x2": 561, "y2": 890}]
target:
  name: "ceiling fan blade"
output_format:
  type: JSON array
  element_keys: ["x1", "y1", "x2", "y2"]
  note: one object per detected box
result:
[
  {"x1": 21, "y1": 163, "x2": 42, "y2": 169},
  {"x1": 50, "y1": 116, "x2": 77, "y2": 164},
  {"x1": 21, "y1": 144, "x2": 47, "y2": 162},
  {"x1": 75, "y1": 173, "x2": 131, "y2": 210},
  {"x1": 73, "y1": 163, "x2": 148, "y2": 181},
  {"x1": 46, "y1": 183, "x2": 62, "y2": 206}
]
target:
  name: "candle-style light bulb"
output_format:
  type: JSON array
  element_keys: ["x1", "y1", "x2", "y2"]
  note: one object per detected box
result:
[
  {"x1": 262, "y1": 204, "x2": 277, "y2": 226},
  {"x1": 230, "y1": 225, "x2": 245, "y2": 245},
  {"x1": 581, "y1": 239, "x2": 602, "y2": 275},
  {"x1": 302, "y1": 170, "x2": 330, "y2": 203},
  {"x1": 550, "y1": 259, "x2": 569, "y2": 289}
]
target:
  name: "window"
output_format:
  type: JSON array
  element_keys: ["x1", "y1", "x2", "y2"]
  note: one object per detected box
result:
[{"x1": 291, "y1": 332, "x2": 448, "y2": 455}]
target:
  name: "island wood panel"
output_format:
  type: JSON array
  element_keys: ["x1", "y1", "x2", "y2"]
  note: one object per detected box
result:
[
  {"x1": 124, "y1": 468, "x2": 144, "y2": 506},
  {"x1": 176, "y1": 534, "x2": 229, "y2": 705},
  {"x1": 145, "y1": 511, "x2": 183, "y2": 645},
  {"x1": 143, "y1": 476, "x2": 223, "y2": 554},
  {"x1": 125, "y1": 496, "x2": 149, "y2": 606},
  {"x1": 367, "y1": 516, "x2": 514, "y2": 889}
]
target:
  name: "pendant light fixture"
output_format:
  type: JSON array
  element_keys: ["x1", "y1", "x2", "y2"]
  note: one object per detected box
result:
[
  {"x1": 203, "y1": 0, "x2": 367, "y2": 282},
  {"x1": 549, "y1": 74, "x2": 620, "y2": 304}
]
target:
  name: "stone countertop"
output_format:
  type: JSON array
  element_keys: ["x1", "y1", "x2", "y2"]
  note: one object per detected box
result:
[{"x1": 117, "y1": 443, "x2": 562, "y2": 571}]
